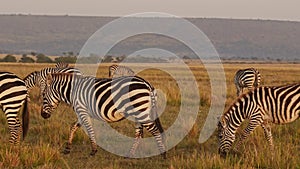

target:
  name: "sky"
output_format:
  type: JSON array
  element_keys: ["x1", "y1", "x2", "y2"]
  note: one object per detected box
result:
[{"x1": 0, "y1": 0, "x2": 300, "y2": 21}]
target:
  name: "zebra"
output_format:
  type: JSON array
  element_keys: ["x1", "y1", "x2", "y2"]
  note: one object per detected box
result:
[
  {"x1": 40, "y1": 73, "x2": 166, "y2": 158},
  {"x1": 23, "y1": 62, "x2": 82, "y2": 99},
  {"x1": 108, "y1": 64, "x2": 135, "y2": 78},
  {"x1": 55, "y1": 62, "x2": 69, "y2": 68},
  {"x1": 218, "y1": 83, "x2": 300, "y2": 157},
  {"x1": 0, "y1": 72, "x2": 29, "y2": 144},
  {"x1": 234, "y1": 68, "x2": 261, "y2": 96}
]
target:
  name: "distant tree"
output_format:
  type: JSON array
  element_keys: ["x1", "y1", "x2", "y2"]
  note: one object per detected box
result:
[
  {"x1": 116, "y1": 55, "x2": 126, "y2": 62},
  {"x1": 20, "y1": 55, "x2": 35, "y2": 63},
  {"x1": 30, "y1": 52, "x2": 37, "y2": 56},
  {"x1": 102, "y1": 55, "x2": 113, "y2": 63},
  {"x1": 68, "y1": 51, "x2": 74, "y2": 56},
  {"x1": 36, "y1": 53, "x2": 53, "y2": 63},
  {"x1": 0, "y1": 55, "x2": 17, "y2": 62},
  {"x1": 62, "y1": 51, "x2": 75, "y2": 57},
  {"x1": 55, "y1": 56, "x2": 77, "y2": 63}
]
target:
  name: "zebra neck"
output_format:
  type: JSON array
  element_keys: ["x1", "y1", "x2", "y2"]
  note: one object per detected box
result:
[
  {"x1": 57, "y1": 78, "x2": 77, "y2": 105},
  {"x1": 24, "y1": 73, "x2": 39, "y2": 89},
  {"x1": 224, "y1": 96, "x2": 252, "y2": 132}
]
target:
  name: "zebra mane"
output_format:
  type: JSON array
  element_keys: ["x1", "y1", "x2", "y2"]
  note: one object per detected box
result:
[
  {"x1": 24, "y1": 71, "x2": 39, "y2": 80},
  {"x1": 222, "y1": 90, "x2": 253, "y2": 122},
  {"x1": 23, "y1": 71, "x2": 40, "y2": 86}
]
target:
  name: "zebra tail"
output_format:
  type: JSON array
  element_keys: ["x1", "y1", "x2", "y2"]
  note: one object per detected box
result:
[{"x1": 22, "y1": 97, "x2": 30, "y2": 139}]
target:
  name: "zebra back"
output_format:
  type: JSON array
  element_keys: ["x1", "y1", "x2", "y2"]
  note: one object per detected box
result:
[
  {"x1": 224, "y1": 82, "x2": 300, "y2": 124},
  {"x1": 234, "y1": 68, "x2": 261, "y2": 95},
  {"x1": 109, "y1": 65, "x2": 135, "y2": 78}
]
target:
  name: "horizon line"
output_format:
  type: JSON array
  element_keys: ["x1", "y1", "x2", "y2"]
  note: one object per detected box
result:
[{"x1": 0, "y1": 13, "x2": 299, "y2": 23}]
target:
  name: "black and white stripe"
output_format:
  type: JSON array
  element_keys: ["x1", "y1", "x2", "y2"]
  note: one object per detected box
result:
[
  {"x1": 0, "y1": 72, "x2": 29, "y2": 144},
  {"x1": 55, "y1": 62, "x2": 69, "y2": 68},
  {"x1": 234, "y1": 68, "x2": 261, "y2": 96},
  {"x1": 109, "y1": 64, "x2": 135, "y2": 78},
  {"x1": 218, "y1": 83, "x2": 300, "y2": 157},
  {"x1": 23, "y1": 63, "x2": 82, "y2": 98},
  {"x1": 41, "y1": 73, "x2": 166, "y2": 158}
]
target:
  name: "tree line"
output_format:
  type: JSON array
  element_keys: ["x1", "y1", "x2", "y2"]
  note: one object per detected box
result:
[{"x1": 0, "y1": 54, "x2": 119, "y2": 63}]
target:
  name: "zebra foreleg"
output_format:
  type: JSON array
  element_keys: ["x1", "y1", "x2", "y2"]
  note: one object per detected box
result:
[
  {"x1": 127, "y1": 122, "x2": 144, "y2": 158},
  {"x1": 233, "y1": 120, "x2": 261, "y2": 152},
  {"x1": 261, "y1": 123, "x2": 274, "y2": 151},
  {"x1": 64, "y1": 121, "x2": 81, "y2": 154},
  {"x1": 236, "y1": 85, "x2": 241, "y2": 96}
]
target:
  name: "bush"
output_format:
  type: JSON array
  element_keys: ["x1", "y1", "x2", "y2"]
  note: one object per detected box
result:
[
  {"x1": 0, "y1": 55, "x2": 17, "y2": 62},
  {"x1": 36, "y1": 54, "x2": 53, "y2": 63},
  {"x1": 76, "y1": 56, "x2": 100, "y2": 64},
  {"x1": 19, "y1": 54, "x2": 35, "y2": 63},
  {"x1": 55, "y1": 56, "x2": 77, "y2": 63}
]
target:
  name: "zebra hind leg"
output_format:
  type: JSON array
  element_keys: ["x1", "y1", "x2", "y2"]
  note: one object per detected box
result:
[
  {"x1": 64, "y1": 121, "x2": 81, "y2": 154},
  {"x1": 15, "y1": 118, "x2": 22, "y2": 145},
  {"x1": 77, "y1": 113, "x2": 98, "y2": 156},
  {"x1": 6, "y1": 113, "x2": 22, "y2": 145},
  {"x1": 127, "y1": 122, "x2": 144, "y2": 158},
  {"x1": 144, "y1": 118, "x2": 166, "y2": 159}
]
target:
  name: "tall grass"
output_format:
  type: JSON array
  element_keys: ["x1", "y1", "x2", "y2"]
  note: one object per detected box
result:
[{"x1": 0, "y1": 62, "x2": 299, "y2": 168}]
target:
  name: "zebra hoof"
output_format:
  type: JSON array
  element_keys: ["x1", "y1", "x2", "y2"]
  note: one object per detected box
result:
[
  {"x1": 63, "y1": 148, "x2": 71, "y2": 154},
  {"x1": 161, "y1": 152, "x2": 167, "y2": 159},
  {"x1": 124, "y1": 155, "x2": 132, "y2": 159},
  {"x1": 219, "y1": 152, "x2": 227, "y2": 158},
  {"x1": 232, "y1": 150, "x2": 241, "y2": 157},
  {"x1": 90, "y1": 149, "x2": 98, "y2": 156}
]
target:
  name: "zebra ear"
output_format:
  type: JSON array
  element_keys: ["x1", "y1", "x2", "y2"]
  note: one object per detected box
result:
[
  {"x1": 46, "y1": 74, "x2": 53, "y2": 86},
  {"x1": 218, "y1": 116, "x2": 226, "y2": 128}
]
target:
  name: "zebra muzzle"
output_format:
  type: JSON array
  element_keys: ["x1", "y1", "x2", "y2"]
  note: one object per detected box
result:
[
  {"x1": 41, "y1": 110, "x2": 51, "y2": 119},
  {"x1": 218, "y1": 149, "x2": 227, "y2": 158}
]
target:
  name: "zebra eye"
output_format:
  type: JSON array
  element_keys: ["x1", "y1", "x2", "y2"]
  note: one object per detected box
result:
[{"x1": 218, "y1": 133, "x2": 223, "y2": 139}]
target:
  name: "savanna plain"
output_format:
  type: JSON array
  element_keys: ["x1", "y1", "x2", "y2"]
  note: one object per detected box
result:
[{"x1": 0, "y1": 62, "x2": 299, "y2": 169}]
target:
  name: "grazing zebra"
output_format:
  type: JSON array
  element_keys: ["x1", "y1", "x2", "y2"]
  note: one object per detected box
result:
[
  {"x1": 55, "y1": 62, "x2": 69, "y2": 68},
  {"x1": 218, "y1": 83, "x2": 300, "y2": 157},
  {"x1": 0, "y1": 72, "x2": 29, "y2": 144},
  {"x1": 234, "y1": 68, "x2": 261, "y2": 96},
  {"x1": 109, "y1": 64, "x2": 135, "y2": 78},
  {"x1": 41, "y1": 73, "x2": 166, "y2": 158},
  {"x1": 23, "y1": 63, "x2": 82, "y2": 99}
]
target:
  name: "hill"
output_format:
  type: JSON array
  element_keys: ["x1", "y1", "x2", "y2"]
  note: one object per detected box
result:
[{"x1": 0, "y1": 15, "x2": 299, "y2": 61}]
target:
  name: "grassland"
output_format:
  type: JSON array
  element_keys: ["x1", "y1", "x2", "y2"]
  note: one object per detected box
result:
[{"x1": 0, "y1": 62, "x2": 299, "y2": 169}]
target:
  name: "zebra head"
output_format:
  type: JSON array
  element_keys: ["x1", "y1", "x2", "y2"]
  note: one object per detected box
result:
[
  {"x1": 217, "y1": 116, "x2": 235, "y2": 157},
  {"x1": 41, "y1": 74, "x2": 61, "y2": 119}
]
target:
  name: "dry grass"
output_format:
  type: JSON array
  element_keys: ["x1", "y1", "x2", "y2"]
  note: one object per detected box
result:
[{"x1": 0, "y1": 62, "x2": 299, "y2": 168}]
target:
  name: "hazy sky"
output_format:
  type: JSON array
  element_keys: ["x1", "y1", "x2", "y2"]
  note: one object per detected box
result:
[{"x1": 1, "y1": 0, "x2": 300, "y2": 21}]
